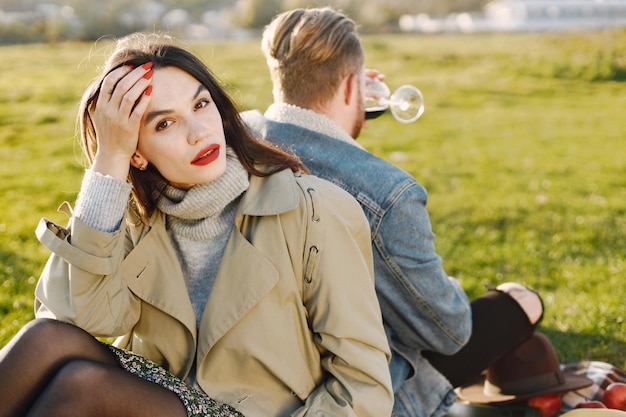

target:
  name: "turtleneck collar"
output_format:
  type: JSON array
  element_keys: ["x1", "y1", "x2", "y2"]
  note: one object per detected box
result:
[{"x1": 156, "y1": 147, "x2": 249, "y2": 241}]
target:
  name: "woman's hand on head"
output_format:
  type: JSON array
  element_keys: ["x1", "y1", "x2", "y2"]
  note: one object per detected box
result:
[{"x1": 90, "y1": 63, "x2": 154, "y2": 180}]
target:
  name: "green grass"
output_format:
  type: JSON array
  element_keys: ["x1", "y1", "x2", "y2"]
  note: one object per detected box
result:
[{"x1": 1, "y1": 31, "x2": 625, "y2": 368}]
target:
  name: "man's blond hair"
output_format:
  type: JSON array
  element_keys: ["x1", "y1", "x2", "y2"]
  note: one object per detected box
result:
[{"x1": 262, "y1": 7, "x2": 364, "y2": 109}]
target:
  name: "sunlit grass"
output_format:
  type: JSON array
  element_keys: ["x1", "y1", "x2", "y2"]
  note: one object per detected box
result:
[{"x1": 0, "y1": 31, "x2": 624, "y2": 367}]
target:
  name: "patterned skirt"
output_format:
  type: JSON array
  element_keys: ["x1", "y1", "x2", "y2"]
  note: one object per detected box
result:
[{"x1": 107, "y1": 345, "x2": 244, "y2": 417}]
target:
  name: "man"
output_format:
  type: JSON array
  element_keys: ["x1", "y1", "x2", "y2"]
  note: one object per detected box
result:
[{"x1": 241, "y1": 7, "x2": 543, "y2": 417}]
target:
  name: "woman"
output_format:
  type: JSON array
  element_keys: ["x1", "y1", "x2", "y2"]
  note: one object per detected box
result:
[{"x1": 0, "y1": 33, "x2": 393, "y2": 417}]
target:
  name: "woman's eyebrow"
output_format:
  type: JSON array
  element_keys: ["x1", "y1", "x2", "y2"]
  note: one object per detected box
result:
[
  {"x1": 193, "y1": 84, "x2": 207, "y2": 99},
  {"x1": 144, "y1": 84, "x2": 208, "y2": 126},
  {"x1": 144, "y1": 109, "x2": 171, "y2": 126}
]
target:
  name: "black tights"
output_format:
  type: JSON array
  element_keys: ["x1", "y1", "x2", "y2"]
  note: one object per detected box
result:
[
  {"x1": 0, "y1": 318, "x2": 187, "y2": 417},
  {"x1": 423, "y1": 289, "x2": 541, "y2": 388}
]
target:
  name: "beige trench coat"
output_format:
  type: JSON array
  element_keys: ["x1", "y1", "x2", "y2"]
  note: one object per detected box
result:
[{"x1": 34, "y1": 169, "x2": 393, "y2": 417}]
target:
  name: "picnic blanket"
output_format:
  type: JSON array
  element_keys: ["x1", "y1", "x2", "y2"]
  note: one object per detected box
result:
[
  {"x1": 561, "y1": 361, "x2": 626, "y2": 411},
  {"x1": 446, "y1": 361, "x2": 626, "y2": 417}
]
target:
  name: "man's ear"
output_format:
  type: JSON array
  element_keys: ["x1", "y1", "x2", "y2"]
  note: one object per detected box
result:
[{"x1": 343, "y1": 73, "x2": 357, "y2": 105}]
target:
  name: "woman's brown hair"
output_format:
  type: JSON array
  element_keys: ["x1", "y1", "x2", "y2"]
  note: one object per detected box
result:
[{"x1": 79, "y1": 33, "x2": 306, "y2": 220}]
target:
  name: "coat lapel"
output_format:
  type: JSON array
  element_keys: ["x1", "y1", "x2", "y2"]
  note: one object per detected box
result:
[
  {"x1": 197, "y1": 227, "x2": 279, "y2": 358},
  {"x1": 125, "y1": 213, "x2": 197, "y2": 339},
  {"x1": 197, "y1": 170, "x2": 301, "y2": 358}
]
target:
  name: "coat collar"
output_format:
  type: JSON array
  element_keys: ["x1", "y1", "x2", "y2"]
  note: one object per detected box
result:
[{"x1": 236, "y1": 168, "x2": 301, "y2": 217}]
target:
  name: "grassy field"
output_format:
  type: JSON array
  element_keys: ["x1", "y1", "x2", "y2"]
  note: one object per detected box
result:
[{"x1": 0, "y1": 30, "x2": 625, "y2": 368}]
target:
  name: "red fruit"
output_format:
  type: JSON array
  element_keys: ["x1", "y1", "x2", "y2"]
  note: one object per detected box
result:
[
  {"x1": 575, "y1": 400, "x2": 607, "y2": 409},
  {"x1": 528, "y1": 394, "x2": 562, "y2": 417},
  {"x1": 604, "y1": 382, "x2": 626, "y2": 411}
]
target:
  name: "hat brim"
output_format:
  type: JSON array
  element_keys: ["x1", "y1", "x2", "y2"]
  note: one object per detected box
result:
[{"x1": 457, "y1": 373, "x2": 594, "y2": 404}]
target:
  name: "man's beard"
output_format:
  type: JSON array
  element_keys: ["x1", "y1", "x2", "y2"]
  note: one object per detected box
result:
[{"x1": 350, "y1": 88, "x2": 365, "y2": 139}]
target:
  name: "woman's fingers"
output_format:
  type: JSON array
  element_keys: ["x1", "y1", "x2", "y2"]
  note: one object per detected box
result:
[
  {"x1": 96, "y1": 65, "x2": 133, "y2": 108},
  {"x1": 90, "y1": 62, "x2": 154, "y2": 168},
  {"x1": 100, "y1": 62, "x2": 153, "y2": 114}
]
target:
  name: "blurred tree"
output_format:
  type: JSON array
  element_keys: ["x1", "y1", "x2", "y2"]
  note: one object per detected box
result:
[
  {"x1": 67, "y1": 0, "x2": 149, "y2": 40},
  {"x1": 159, "y1": 0, "x2": 228, "y2": 14},
  {"x1": 230, "y1": 0, "x2": 282, "y2": 28},
  {"x1": 0, "y1": 0, "x2": 40, "y2": 12},
  {"x1": 230, "y1": 0, "x2": 487, "y2": 30},
  {"x1": 0, "y1": 0, "x2": 490, "y2": 43},
  {"x1": 0, "y1": 21, "x2": 40, "y2": 43}
]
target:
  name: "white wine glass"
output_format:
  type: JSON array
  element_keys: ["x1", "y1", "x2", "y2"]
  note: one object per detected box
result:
[{"x1": 364, "y1": 78, "x2": 425, "y2": 124}]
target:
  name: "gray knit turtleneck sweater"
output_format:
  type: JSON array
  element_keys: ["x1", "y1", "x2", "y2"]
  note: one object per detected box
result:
[
  {"x1": 156, "y1": 151, "x2": 249, "y2": 325},
  {"x1": 74, "y1": 149, "x2": 250, "y2": 327}
]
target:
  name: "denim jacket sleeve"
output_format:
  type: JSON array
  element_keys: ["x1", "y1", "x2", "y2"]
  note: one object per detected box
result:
[{"x1": 373, "y1": 181, "x2": 471, "y2": 354}]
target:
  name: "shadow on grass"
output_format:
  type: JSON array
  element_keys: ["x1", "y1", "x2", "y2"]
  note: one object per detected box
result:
[{"x1": 542, "y1": 328, "x2": 626, "y2": 369}]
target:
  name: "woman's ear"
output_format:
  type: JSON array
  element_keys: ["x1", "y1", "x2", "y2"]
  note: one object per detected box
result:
[{"x1": 130, "y1": 153, "x2": 148, "y2": 171}]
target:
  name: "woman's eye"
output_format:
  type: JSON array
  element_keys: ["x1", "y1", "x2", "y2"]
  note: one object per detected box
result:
[
  {"x1": 195, "y1": 99, "x2": 209, "y2": 110},
  {"x1": 156, "y1": 120, "x2": 172, "y2": 131}
]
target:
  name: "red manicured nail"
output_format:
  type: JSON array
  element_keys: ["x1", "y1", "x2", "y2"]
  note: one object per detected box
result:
[
  {"x1": 145, "y1": 85, "x2": 153, "y2": 96},
  {"x1": 142, "y1": 62, "x2": 154, "y2": 70},
  {"x1": 128, "y1": 64, "x2": 135, "y2": 69},
  {"x1": 143, "y1": 69, "x2": 153, "y2": 79}
]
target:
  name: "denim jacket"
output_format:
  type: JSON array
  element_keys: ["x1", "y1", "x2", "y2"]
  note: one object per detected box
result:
[{"x1": 242, "y1": 108, "x2": 472, "y2": 417}]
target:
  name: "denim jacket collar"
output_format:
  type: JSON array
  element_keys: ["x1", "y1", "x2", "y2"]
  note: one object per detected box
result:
[{"x1": 265, "y1": 103, "x2": 364, "y2": 149}]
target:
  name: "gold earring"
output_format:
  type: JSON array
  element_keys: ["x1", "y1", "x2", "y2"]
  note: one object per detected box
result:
[{"x1": 139, "y1": 163, "x2": 147, "y2": 171}]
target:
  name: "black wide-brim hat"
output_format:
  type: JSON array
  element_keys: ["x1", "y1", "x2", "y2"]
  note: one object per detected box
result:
[{"x1": 457, "y1": 332, "x2": 593, "y2": 404}]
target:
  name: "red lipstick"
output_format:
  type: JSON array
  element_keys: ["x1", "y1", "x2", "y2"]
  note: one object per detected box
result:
[{"x1": 191, "y1": 144, "x2": 220, "y2": 166}]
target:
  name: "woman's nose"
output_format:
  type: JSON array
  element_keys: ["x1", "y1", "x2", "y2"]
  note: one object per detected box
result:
[{"x1": 187, "y1": 121, "x2": 206, "y2": 145}]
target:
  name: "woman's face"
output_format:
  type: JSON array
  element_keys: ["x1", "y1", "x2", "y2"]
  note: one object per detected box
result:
[{"x1": 137, "y1": 66, "x2": 227, "y2": 190}]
